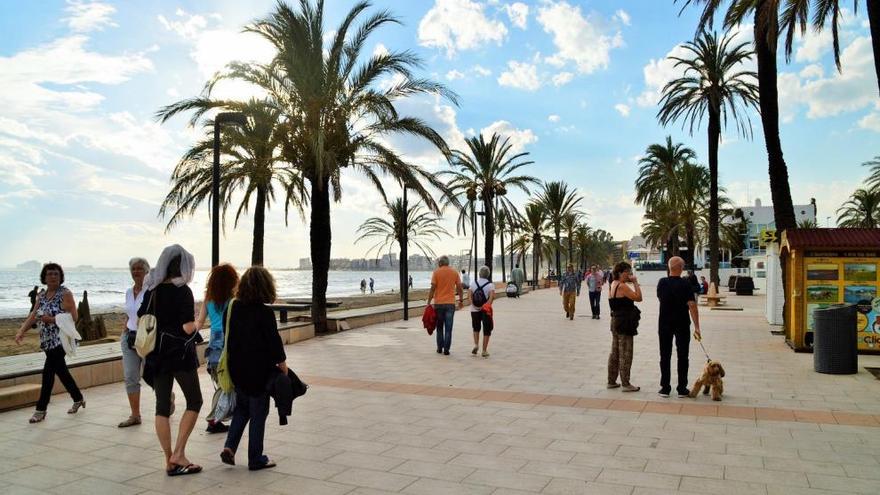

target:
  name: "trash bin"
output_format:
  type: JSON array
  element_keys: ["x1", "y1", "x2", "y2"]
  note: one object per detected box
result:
[{"x1": 812, "y1": 304, "x2": 858, "y2": 374}]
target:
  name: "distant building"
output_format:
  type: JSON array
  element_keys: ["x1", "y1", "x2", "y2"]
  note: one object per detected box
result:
[
  {"x1": 730, "y1": 198, "x2": 817, "y2": 257},
  {"x1": 298, "y1": 258, "x2": 312, "y2": 270}
]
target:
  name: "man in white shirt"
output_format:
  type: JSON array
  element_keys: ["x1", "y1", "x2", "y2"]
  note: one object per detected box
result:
[{"x1": 460, "y1": 269, "x2": 471, "y2": 289}]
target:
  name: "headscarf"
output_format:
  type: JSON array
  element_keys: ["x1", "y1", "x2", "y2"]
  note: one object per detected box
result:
[{"x1": 144, "y1": 244, "x2": 196, "y2": 291}]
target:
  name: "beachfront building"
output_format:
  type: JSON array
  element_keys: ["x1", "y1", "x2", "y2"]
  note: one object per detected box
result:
[{"x1": 732, "y1": 198, "x2": 818, "y2": 258}]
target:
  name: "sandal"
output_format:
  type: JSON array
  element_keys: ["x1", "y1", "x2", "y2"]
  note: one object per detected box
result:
[
  {"x1": 29, "y1": 410, "x2": 46, "y2": 424},
  {"x1": 167, "y1": 463, "x2": 202, "y2": 476},
  {"x1": 67, "y1": 400, "x2": 86, "y2": 414},
  {"x1": 118, "y1": 416, "x2": 141, "y2": 428},
  {"x1": 220, "y1": 448, "x2": 235, "y2": 466}
]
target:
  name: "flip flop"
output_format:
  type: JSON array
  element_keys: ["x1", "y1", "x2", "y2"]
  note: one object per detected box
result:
[
  {"x1": 167, "y1": 463, "x2": 202, "y2": 476},
  {"x1": 248, "y1": 461, "x2": 277, "y2": 471}
]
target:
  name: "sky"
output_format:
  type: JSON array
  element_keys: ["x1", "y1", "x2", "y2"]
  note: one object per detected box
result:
[{"x1": 0, "y1": 0, "x2": 877, "y2": 269}]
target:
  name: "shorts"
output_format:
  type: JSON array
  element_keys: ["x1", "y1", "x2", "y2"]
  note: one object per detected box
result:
[{"x1": 470, "y1": 311, "x2": 493, "y2": 335}]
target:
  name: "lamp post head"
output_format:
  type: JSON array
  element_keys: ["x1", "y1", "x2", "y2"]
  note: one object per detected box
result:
[{"x1": 216, "y1": 111, "x2": 247, "y2": 127}]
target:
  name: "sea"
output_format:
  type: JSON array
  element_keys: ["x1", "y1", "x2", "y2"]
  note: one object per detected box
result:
[{"x1": 0, "y1": 269, "x2": 435, "y2": 318}]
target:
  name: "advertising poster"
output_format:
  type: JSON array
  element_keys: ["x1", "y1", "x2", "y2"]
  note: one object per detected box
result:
[
  {"x1": 844, "y1": 263, "x2": 876, "y2": 282},
  {"x1": 807, "y1": 263, "x2": 839, "y2": 281},
  {"x1": 804, "y1": 257, "x2": 878, "y2": 351}
]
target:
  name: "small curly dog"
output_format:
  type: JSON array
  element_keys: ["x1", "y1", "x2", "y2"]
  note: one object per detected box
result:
[{"x1": 688, "y1": 360, "x2": 725, "y2": 401}]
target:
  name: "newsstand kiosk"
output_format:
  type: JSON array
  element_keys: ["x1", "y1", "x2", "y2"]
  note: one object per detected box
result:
[{"x1": 780, "y1": 228, "x2": 880, "y2": 353}]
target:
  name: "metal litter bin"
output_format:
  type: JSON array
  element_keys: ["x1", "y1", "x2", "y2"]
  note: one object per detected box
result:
[{"x1": 812, "y1": 304, "x2": 858, "y2": 374}]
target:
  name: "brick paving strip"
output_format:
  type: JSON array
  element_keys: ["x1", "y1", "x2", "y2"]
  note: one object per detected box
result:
[{"x1": 304, "y1": 375, "x2": 880, "y2": 427}]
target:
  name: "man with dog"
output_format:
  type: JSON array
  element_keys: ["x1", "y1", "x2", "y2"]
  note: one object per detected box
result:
[{"x1": 656, "y1": 256, "x2": 701, "y2": 398}]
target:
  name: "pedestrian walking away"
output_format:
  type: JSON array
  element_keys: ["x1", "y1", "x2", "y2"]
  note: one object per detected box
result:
[
  {"x1": 360, "y1": 279, "x2": 366, "y2": 294},
  {"x1": 587, "y1": 264, "x2": 605, "y2": 319},
  {"x1": 221, "y1": 267, "x2": 287, "y2": 471},
  {"x1": 607, "y1": 261, "x2": 642, "y2": 392},
  {"x1": 408, "y1": 274, "x2": 413, "y2": 289},
  {"x1": 28, "y1": 286, "x2": 38, "y2": 328},
  {"x1": 369, "y1": 277, "x2": 375, "y2": 294},
  {"x1": 138, "y1": 244, "x2": 204, "y2": 476},
  {"x1": 656, "y1": 256, "x2": 702, "y2": 398},
  {"x1": 14, "y1": 263, "x2": 85, "y2": 424},
  {"x1": 511, "y1": 263, "x2": 525, "y2": 296},
  {"x1": 469, "y1": 265, "x2": 495, "y2": 358},
  {"x1": 427, "y1": 256, "x2": 463, "y2": 355},
  {"x1": 118, "y1": 257, "x2": 150, "y2": 428},
  {"x1": 194, "y1": 263, "x2": 239, "y2": 434},
  {"x1": 460, "y1": 269, "x2": 470, "y2": 289},
  {"x1": 559, "y1": 263, "x2": 580, "y2": 320}
]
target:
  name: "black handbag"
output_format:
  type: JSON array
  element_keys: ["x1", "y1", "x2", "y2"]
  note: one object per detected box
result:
[{"x1": 611, "y1": 306, "x2": 641, "y2": 336}]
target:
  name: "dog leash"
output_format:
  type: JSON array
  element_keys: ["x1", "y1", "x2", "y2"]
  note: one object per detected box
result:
[{"x1": 694, "y1": 331, "x2": 711, "y2": 362}]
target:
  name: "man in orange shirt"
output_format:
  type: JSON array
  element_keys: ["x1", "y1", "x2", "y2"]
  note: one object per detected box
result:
[{"x1": 427, "y1": 255, "x2": 464, "y2": 355}]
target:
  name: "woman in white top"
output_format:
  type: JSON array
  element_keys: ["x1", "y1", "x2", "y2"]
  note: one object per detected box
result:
[
  {"x1": 119, "y1": 257, "x2": 149, "y2": 427},
  {"x1": 469, "y1": 265, "x2": 495, "y2": 358}
]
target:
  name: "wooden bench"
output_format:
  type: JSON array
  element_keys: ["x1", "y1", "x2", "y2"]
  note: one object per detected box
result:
[{"x1": 703, "y1": 282, "x2": 727, "y2": 308}]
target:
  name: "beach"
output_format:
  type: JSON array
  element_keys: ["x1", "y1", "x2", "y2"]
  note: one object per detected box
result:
[{"x1": 0, "y1": 289, "x2": 430, "y2": 358}]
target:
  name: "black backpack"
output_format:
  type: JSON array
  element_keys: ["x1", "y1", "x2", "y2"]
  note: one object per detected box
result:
[{"x1": 472, "y1": 281, "x2": 490, "y2": 307}]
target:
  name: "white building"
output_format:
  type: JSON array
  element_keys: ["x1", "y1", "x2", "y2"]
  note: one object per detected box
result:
[{"x1": 734, "y1": 198, "x2": 817, "y2": 258}]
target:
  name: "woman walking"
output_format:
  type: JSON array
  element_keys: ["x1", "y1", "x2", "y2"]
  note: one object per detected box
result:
[
  {"x1": 139, "y1": 245, "x2": 203, "y2": 476},
  {"x1": 118, "y1": 257, "x2": 150, "y2": 428},
  {"x1": 469, "y1": 265, "x2": 495, "y2": 358},
  {"x1": 14, "y1": 263, "x2": 85, "y2": 423},
  {"x1": 607, "y1": 261, "x2": 642, "y2": 392},
  {"x1": 220, "y1": 266, "x2": 287, "y2": 470},
  {"x1": 194, "y1": 263, "x2": 239, "y2": 434}
]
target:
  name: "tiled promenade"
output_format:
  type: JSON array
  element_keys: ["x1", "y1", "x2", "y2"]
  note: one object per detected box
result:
[{"x1": 1, "y1": 281, "x2": 879, "y2": 494}]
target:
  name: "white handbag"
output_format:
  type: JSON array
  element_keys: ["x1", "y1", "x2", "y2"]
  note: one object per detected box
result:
[{"x1": 135, "y1": 291, "x2": 157, "y2": 358}]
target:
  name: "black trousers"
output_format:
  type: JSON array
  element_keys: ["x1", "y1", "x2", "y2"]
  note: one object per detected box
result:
[
  {"x1": 153, "y1": 368, "x2": 203, "y2": 417},
  {"x1": 658, "y1": 326, "x2": 690, "y2": 393},
  {"x1": 36, "y1": 346, "x2": 83, "y2": 411},
  {"x1": 588, "y1": 291, "x2": 601, "y2": 316}
]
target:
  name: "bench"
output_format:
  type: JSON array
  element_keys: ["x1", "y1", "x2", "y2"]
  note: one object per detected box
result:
[
  {"x1": 270, "y1": 300, "x2": 343, "y2": 323},
  {"x1": 0, "y1": 384, "x2": 41, "y2": 411}
]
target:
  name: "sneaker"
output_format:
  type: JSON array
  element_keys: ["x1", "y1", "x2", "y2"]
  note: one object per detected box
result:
[
  {"x1": 622, "y1": 384, "x2": 640, "y2": 392},
  {"x1": 443, "y1": 350, "x2": 450, "y2": 355},
  {"x1": 658, "y1": 389, "x2": 671, "y2": 398},
  {"x1": 206, "y1": 422, "x2": 229, "y2": 434},
  {"x1": 472, "y1": 347, "x2": 478, "y2": 355},
  {"x1": 677, "y1": 389, "x2": 691, "y2": 398},
  {"x1": 437, "y1": 348, "x2": 442, "y2": 354},
  {"x1": 607, "y1": 383, "x2": 621, "y2": 389},
  {"x1": 481, "y1": 351, "x2": 490, "y2": 358}
]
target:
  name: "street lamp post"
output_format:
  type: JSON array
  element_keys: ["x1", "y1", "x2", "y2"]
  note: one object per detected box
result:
[
  {"x1": 401, "y1": 185, "x2": 409, "y2": 320},
  {"x1": 212, "y1": 112, "x2": 247, "y2": 268}
]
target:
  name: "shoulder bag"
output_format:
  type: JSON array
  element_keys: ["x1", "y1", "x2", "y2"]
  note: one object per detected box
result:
[
  {"x1": 216, "y1": 300, "x2": 235, "y2": 393},
  {"x1": 135, "y1": 290, "x2": 157, "y2": 358}
]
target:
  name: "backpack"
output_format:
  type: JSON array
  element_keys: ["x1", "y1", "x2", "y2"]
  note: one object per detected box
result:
[{"x1": 472, "y1": 281, "x2": 490, "y2": 307}]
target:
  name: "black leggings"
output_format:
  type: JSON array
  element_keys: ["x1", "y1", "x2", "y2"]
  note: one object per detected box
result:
[
  {"x1": 153, "y1": 369, "x2": 203, "y2": 417},
  {"x1": 36, "y1": 346, "x2": 83, "y2": 411}
]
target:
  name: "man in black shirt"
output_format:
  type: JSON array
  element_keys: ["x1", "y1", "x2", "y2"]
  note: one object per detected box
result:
[{"x1": 656, "y1": 256, "x2": 701, "y2": 397}]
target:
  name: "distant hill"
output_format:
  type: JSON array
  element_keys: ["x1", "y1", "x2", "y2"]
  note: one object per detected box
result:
[{"x1": 16, "y1": 260, "x2": 41, "y2": 270}]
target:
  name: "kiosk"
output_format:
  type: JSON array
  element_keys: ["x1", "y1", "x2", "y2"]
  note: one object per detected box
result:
[{"x1": 780, "y1": 229, "x2": 880, "y2": 353}]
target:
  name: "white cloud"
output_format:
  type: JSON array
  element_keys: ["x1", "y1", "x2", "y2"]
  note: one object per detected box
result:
[
  {"x1": 418, "y1": 0, "x2": 508, "y2": 57},
  {"x1": 636, "y1": 44, "x2": 690, "y2": 108},
  {"x1": 858, "y1": 112, "x2": 880, "y2": 133},
  {"x1": 548, "y1": 114, "x2": 560, "y2": 123},
  {"x1": 497, "y1": 60, "x2": 541, "y2": 91},
  {"x1": 504, "y1": 2, "x2": 529, "y2": 29},
  {"x1": 614, "y1": 104, "x2": 631, "y2": 117},
  {"x1": 799, "y1": 64, "x2": 824, "y2": 79},
  {"x1": 795, "y1": 27, "x2": 833, "y2": 63},
  {"x1": 373, "y1": 43, "x2": 389, "y2": 58},
  {"x1": 481, "y1": 120, "x2": 537, "y2": 152},
  {"x1": 472, "y1": 65, "x2": 492, "y2": 77},
  {"x1": 446, "y1": 69, "x2": 465, "y2": 81},
  {"x1": 551, "y1": 71, "x2": 574, "y2": 86},
  {"x1": 64, "y1": 0, "x2": 117, "y2": 32},
  {"x1": 537, "y1": 1, "x2": 623, "y2": 75},
  {"x1": 613, "y1": 9, "x2": 631, "y2": 26}
]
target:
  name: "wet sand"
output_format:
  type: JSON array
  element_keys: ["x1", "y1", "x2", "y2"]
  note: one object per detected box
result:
[{"x1": 0, "y1": 289, "x2": 429, "y2": 357}]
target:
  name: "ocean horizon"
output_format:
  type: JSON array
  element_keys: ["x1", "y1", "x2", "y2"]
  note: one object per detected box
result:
[{"x1": 0, "y1": 268, "x2": 436, "y2": 318}]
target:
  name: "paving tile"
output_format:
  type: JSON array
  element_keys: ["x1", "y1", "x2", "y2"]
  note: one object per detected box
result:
[
  {"x1": 449, "y1": 452, "x2": 527, "y2": 471},
  {"x1": 686, "y1": 452, "x2": 763, "y2": 468},
  {"x1": 501, "y1": 446, "x2": 576, "y2": 463},
  {"x1": 570, "y1": 452, "x2": 648, "y2": 471},
  {"x1": 383, "y1": 445, "x2": 458, "y2": 463},
  {"x1": 77, "y1": 459, "x2": 160, "y2": 483},
  {"x1": 1, "y1": 465, "x2": 85, "y2": 490},
  {"x1": 806, "y1": 473, "x2": 880, "y2": 494},
  {"x1": 329, "y1": 467, "x2": 417, "y2": 492},
  {"x1": 270, "y1": 458, "x2": 350, "y2": 480},
  {"x1": 263, "y1": 474, "x2": 356, "y2": 495},
  {"x1": 391, "y1": 459, "x2": 475, "y2": 481},
  {"x1": 324, "y1": 452, "x2": 405, "y2": 471},
  {"x1": 679, "y1": 476, "x2": 767, "y2": 495},
  {"x1": 596, "y1": 468, "x2": 681, "y2": 490},
  {"x1": 48, "y1": 476, "x2": 143, "y2": 495},
  {"x1": 547, "y1": 439, "x2": 618, "y2": 455},
  {"x1": 763, "y1": 457, "x2": 846, "y2": 476},
  {"x1": 518, "y1": 460, "x2": 600, "y2": 481},
  {"x1": 463, "y1": 467, "x2": 551, "y2": 491},
  {"x1": 645, "y1": 459, "x2": 722, "y2": 479},
  {"x1": 401, "y1": 478, "x2": 494, "y2": 495},
  {"x1": 124, "y1": 469, "x2": 221, "y2": 494},
  {"x1": 435, "y1": 439, "x2": 505, "y2": 455},
  {"x1": 725, "y1": 466, "x2": 808, "y2": 487}
]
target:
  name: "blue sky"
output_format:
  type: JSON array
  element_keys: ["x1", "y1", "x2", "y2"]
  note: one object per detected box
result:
[{"x1": 0, "y1": 0, "x2": 877, "y2": 268}]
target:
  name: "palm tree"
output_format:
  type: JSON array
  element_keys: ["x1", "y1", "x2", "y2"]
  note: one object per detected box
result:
[
  {"x1": 444, "y1": 133, "x2": 538, "y2": 276},
  {"x1": 561, "y1": 211, "x2": 584, "y2": 267},
  {"x1": 635, "y1": 137, "x2": 697, "y2": 207},
  {"x1": 642, "y1": 200, "x2": 683, "y2": 261},
  {"x1": 356, "y1": 198, "x2": 450, "y2": 297},
  {"x1": 780, "y1": 0, "x2": 880, "y2": 97},
  {"x1": 681, "y1": 0, "x2": 798, "y2": 249},
  {"x1": 837, "y1": 188, "x2": 880, "y2": 228},
  {"x1": 209, "y1": 0, "x2": 456, "y2": 332},
  {"x1": 535, "y1": 181, "x2": 582, "y2": 276},
  {"x1": 495, "y1": 207, "x2": 523, "y2": 282},
  {"x1": 157, "y1": 99, "x2": 307, "y2": 266},
  {"x1": 797, "y1": 218, "x2": 818, "y2": 228},
  {"x1": 864, "y1": 155, "x2": 880, "y2": 190},
  {"x1": 657, "y1": 30, "x2": 759, "y2": 286},
  {"x1": 522, "y1": 202, "x2": 549, "y2": 285},
  {"x1": 574, "y1": 224, "x2": 592, "y2": 270}
]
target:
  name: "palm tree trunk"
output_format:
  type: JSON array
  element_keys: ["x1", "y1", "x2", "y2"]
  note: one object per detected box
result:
[
  {"x1": 555, "y1": 226, "x2": 562, "y2": 276},
  {"x1": 484, "y1": 197, "x2": 495, "y2": 276},
  {"x1": 310, "y1": 177, "x2": 331, "y2": 333},
  {"x1": 567, "y1": 235, "x2": 573, "y2": 268},
  {"x1": 708, "y1": 107, "x2": 721, "y2": 286},
  {"x1": 500, "y1": 224, "x2": 507, "y2": 283},
  {"x1": 251, "y1": 185, "x2": 267, "y2": 266},
  {"x1": 868, "y1": 0, "x2": 880, "y2": 97},
  {"x1": 509, "y1": 228, "x2": 515, "y2": 274},
  {"x1": 533, "y1": 239, "x2": 539, "y2": 284},
  {"x1": 686, "y1": 226, "x2": 696, "y2": 269}
]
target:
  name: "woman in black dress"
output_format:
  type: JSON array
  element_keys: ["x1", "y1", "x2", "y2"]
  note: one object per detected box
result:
[
  {"x1": 220, "y1": 266, "x2": 287, "y2": 470},
  {"x1": 138, "y1": 245, "x2": 203, "y2": 476}
]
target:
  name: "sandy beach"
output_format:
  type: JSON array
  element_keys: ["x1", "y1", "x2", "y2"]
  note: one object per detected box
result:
[{"x1": 0, "y1": 289, "x2": 429, "y2": 357}]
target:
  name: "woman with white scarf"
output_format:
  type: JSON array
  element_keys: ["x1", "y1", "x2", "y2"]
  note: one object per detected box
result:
[{"x1": 138, "y1": 245, "x2": 204, "y2": 476}]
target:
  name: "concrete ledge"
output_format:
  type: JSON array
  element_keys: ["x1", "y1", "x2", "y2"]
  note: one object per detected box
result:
[{"x1": 0, "y1": 383, "x2": 41, "y2": 411}]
